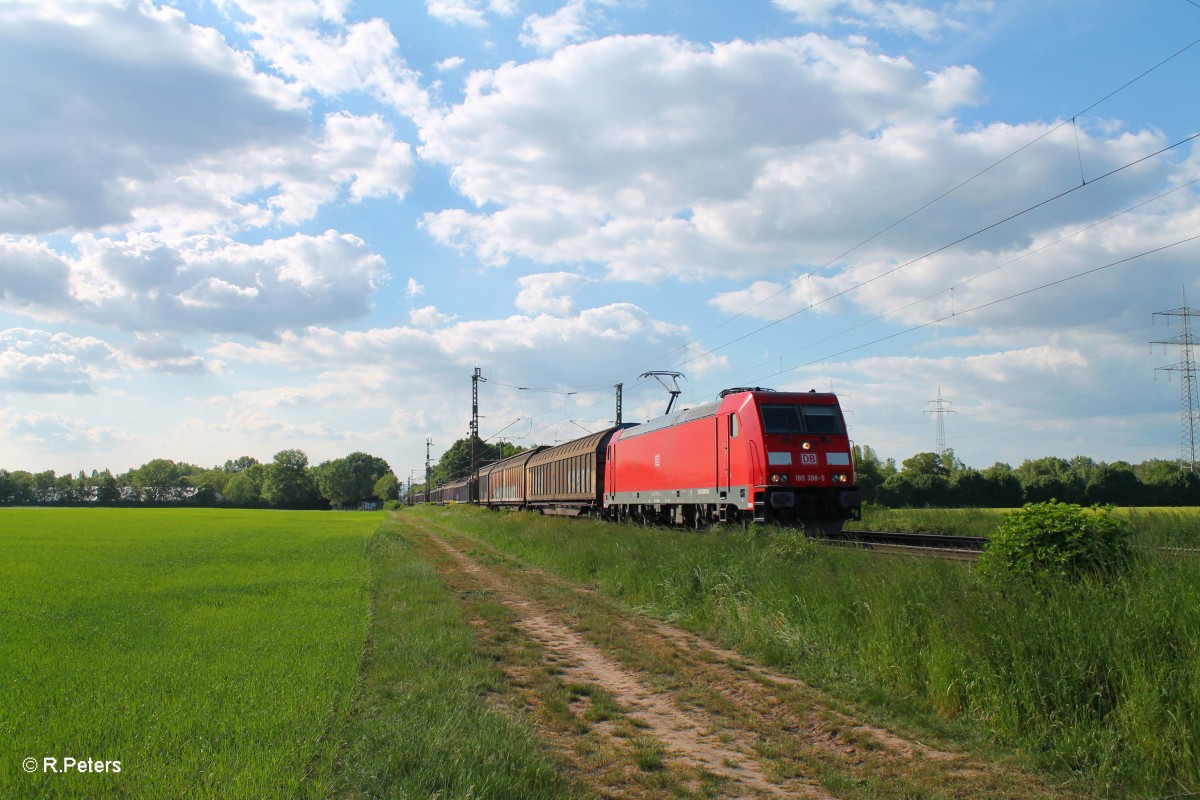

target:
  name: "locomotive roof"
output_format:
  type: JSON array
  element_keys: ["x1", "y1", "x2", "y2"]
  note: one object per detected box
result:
[
  {"x1": 618, "y1": 401, "x2": 720, "y2": 440},
  {"x1": 619, "y1": 390, "x2": 842, "y2": 441}
]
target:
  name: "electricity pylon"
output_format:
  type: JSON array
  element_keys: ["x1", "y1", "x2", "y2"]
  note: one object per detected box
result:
[
  {"x1": 1152, "y1": 289, "x2": 1200, "y2": 471},
  {"x1": 925, "y1": 387, "x2": 955, "y2": 457}
]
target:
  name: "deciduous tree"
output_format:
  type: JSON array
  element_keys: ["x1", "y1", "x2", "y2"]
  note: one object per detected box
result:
[{"x1": 262, "y1": 449, "x2": 321, "y2": 509}]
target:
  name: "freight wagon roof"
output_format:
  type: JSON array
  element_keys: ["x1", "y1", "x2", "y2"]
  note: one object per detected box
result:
[
  {"x1": 527, "y1": 426, "x2": 624, "y2": 467},
  {"x1": 477, "y1": 446, "x2": 546, "y2": 478}
]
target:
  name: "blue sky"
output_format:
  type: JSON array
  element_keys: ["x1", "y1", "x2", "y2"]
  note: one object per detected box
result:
[{"x1": 2, "y1": 0, "x2": 1199, "y2": 482}]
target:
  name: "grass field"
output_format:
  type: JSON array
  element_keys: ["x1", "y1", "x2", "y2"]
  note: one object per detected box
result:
[
  {"x1": 0, "y1": 508, "x2": 377, "y2": 800},
  {"x1": 8, "y1": 504, "x2": 1198, "y2": 798},
  {"x1": 2, "y1": 507, "x2": 586, "y2": 800},
  {"x1": 417, "y1": 504, "x2": 1200, "y2": 797}
]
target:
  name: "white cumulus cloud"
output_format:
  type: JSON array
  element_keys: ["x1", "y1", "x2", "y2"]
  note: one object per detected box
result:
[
  {"x1": 521, "y1": 0, "x2": 593, "y2": 53},
  {"x1": 426, "y1": 0, "x2": 516, "y2": 28},
  {"x1": 1, "y1": 231, "x2": 387, "y2": 338},
  {"x1": 417, "y1": 34, "x2": 994, "y2": 279},
  {"x1": 0, "y1": 409, "x2": 134, "y2": 448},
  {"x1": 515, "y1": 272, "x2": 582, "y2": 315},
  {"x1": 0, "y1": 328, "x2": 120, "y2": 394},
  {"x1": 772, "y1": 0, "x2": 970, "y2": 39}
]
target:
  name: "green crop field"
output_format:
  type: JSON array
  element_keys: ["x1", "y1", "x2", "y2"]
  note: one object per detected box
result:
[{"x1": 0, "y1": 508, "x2": 377, "y2": 800}]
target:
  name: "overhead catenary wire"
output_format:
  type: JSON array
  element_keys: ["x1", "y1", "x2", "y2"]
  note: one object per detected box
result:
[
  {"x1": 523, "y1": 232, "x2": 1200, "y2": 442},
  {"x1": 669, "y1": 130, "x2": 1200, "y2": 374},
  {"x1": 759, "y1": 234, "x2": 1200, "y2": 384},
  {"x1": 629, "y1": 33, "x2": 1200, "y2": 375},
  {"x1": 516, "y1": 34, "x2": 1200, "y2": 444},
  {"x1": 521, "y1": 233, "x2": 1200, "y2": 442},
  {"x1": 683, "y1": 176, "x2": 1200, "y2": 397}
]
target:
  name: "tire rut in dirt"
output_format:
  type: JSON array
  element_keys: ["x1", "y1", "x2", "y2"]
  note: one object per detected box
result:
[{"x1": 399, "y1": 513, "x2": 1083, "y2": 800}]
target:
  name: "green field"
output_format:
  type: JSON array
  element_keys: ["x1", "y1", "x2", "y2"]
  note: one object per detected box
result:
[
  {"x1": 0, "y1": 508, "x2": 377, "y2": 799},
  {"x1": 2, "y1": 508, "x2": 588, "y2": 800}
]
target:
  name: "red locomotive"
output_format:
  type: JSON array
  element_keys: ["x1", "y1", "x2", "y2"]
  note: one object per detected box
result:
[
  {"x1": 605, "y1": 388, "x2": 859, "y2": 530},
  {"x1": 420, "y1": 387, "x2": 860, "y2": 532}
]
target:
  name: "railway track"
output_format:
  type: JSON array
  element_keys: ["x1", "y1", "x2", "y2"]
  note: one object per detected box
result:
[
  {"x1": 827, "y1": 531, "x2": 1200, "y2": 561},
  {"x1": 824, "y1": 530, "x2": 988, "y2": 561}
]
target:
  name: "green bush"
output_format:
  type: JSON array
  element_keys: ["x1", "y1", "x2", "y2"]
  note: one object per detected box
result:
[
  {"x1": 383, "y1": 499, "x2": 403, "y2": 511},
  {"x1": 766, "y1": 526, "x2": 817, "y2": 562},
  {"x1": 979, "y1": 500, "x2": 1133, "y2": 580}
]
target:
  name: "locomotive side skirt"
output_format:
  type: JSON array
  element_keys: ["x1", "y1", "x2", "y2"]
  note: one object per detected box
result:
[{"x1": 606, "y1": 486, "x2": 750, "y2": 506}]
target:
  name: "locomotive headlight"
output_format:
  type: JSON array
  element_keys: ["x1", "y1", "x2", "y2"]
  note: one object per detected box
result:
[
  {"x1": 802, "y1": 441, "x2": 812, "y2": 450},
  {"x1": 832, "y1": 474, "x2": 848, "y2": 483},
  {"x1": 770, "y1": 473, "x2": 788, "y2": 483}
]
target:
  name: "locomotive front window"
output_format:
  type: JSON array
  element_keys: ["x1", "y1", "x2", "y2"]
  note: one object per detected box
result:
[
  {"x1": 801, "y1": 405, "x2": 844, "y2": 435},
  {"x1": 761, "y1": 405, "x2": 803, "y2": 434},
  {"x1": 761, "y1": 404, "x2": 845, "y2": 435}
]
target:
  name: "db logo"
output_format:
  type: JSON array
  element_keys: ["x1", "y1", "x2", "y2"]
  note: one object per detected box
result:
[{"x1": 800, "y1": 453, "x2": 818, "y2": 465}]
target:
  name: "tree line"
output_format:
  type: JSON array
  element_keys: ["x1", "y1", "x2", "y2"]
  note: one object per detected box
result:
[
  {"x1": 7, "y1": 442, "x2": 1196, "y2": 510},
  {"x1": 0, "y1": 450, "x2": 399, "y2": 510},
  {"x1": 854, "y1": 446, "x2": 1200, "y2": 507},
  {"x1": 414, "y1": 436, "x2": 1200, "y2": 508}
]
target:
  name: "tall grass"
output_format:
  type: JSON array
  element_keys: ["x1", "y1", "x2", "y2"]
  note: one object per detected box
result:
[
  {"x1": 849, "y1": 505, "x2": 1200, "y2": 547},
  {"x1": 415, "y1": 505, "x2": 1200, "y2": 797},
  {"x1": 0, "y1": 508, "x2": 375, "y2": 800},
  {"x1": 846, "y1": 506, "x2": 1005, "y2": 537}
]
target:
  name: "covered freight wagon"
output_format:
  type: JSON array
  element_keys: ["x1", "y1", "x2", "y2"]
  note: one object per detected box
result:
[
  {"x1": 478, "y1": 446, "x2": 546, "y2": 507},
  {"x1": 525, "y1": 426, "x2": 627, "y2": 515}
]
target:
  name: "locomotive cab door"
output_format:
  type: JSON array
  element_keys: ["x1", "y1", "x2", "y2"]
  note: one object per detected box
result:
[
  {"x1": 606, "y1": 444, "x2": 616, "y2": 502},
  {"x1": 719, "y1": 412, "x2": 737, "y2": 499}
]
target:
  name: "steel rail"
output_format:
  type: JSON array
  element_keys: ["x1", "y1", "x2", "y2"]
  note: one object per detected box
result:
[{"x1": 828, "y1": 530, "x2": 989, "y2": 550}]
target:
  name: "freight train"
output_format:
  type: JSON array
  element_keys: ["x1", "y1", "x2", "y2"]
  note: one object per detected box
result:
[{"x1": 421, "y1": 387, "x2": 861, "y2": 531}]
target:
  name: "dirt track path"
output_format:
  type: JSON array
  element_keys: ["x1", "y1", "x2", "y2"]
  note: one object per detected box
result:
[{"x1": 399, "y1": 514, "x2": 1079, "y2": 800}]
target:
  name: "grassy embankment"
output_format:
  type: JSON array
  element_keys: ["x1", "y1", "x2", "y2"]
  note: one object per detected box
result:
[
  {"x1": 412, "y1": 504, "x2": 1200, "y2": 798},
  {"x1": 2, "y1": 508, "x2": 577, "y2": 800}
]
